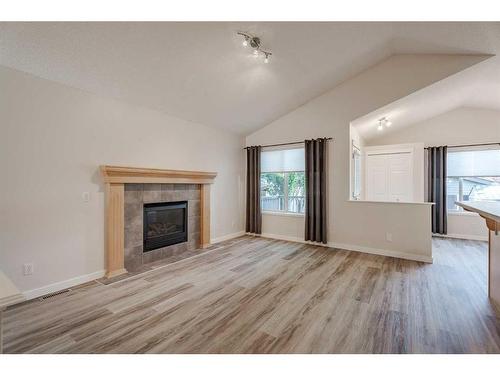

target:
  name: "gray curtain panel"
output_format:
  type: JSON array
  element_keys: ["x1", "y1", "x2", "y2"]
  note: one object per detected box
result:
[
  {"x1": 427, "y1": 146, "x2": 447, "y2": 234},
  {"x1": 246, "y1": 146, "x2": 262, "y2": 234},
  {"x1": 305, "y1": 138, "x2": 327, "y2": 244}
]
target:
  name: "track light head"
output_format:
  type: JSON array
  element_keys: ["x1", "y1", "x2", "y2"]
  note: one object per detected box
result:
[{"x1": 264, "y1": 52, "x2": 271, "y2": 64}]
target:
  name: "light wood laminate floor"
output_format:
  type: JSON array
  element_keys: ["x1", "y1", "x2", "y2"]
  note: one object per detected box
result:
[{"x1": 4, "y1": 236, "x2": 500, "y2": 353}]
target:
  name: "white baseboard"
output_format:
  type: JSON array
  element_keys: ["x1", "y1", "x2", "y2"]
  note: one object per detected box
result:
[
  {"x1": 260, "y1": 232, "x2": 313, "y2": 245},
  {"x1": 23, "y1": 270, "x2": 106, "y2": 301},
  {"x1": 329, "y1": 241, "x2": 433, "y2": 263},
  {"x1": 211, "y1": 230, "x2": 246, "y2": 244},
  {"x1": 260, "y1": 232, "x2": 433, "y2": 263},
  {"x1": 21, "y1": 231, "x2": 433, "y2": 301},
  {"x1": 433, "y1": 233, "x2": 488, "y2": 242},
  {"x1": 22, "y1": 231, "x2": 246, "y2": 301}
]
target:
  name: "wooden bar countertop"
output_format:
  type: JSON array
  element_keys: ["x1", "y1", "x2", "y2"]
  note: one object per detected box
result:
[
  {"x1": 456, "y1": 200, "x2": 500, "y2": 307},
  {"x1": 456, "y1": 201, "x2": 500, "y2": 224}
]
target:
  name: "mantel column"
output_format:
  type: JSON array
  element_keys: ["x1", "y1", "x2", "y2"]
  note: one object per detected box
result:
[
  {"x1": 105, "y1": 183, "x2": 127, "y2": 278},
  {"x1": 200, "y1": 184, "x2": 211, "y2": 248}
]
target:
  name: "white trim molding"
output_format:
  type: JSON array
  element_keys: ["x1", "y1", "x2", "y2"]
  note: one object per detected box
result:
[
  {"x1": 447, "y1": 210, "x2": 479, "y2": 216},
  {"x1": 348, "y1": 200, "x2": 433, "y2": 206},
  {"x1": 329, "y1": 241, "x2": 433, "y2": 263},
  {"x1": 22, "y1": 231, "x2": 247, "y2": 301},
  {"x1": 260, "y1": 232, "x2": 313, "y2": 244},
  {"x1": 23, "y1": 270, "x2": 106, "y2": 301},
  {"x1": 211, "y1": 231, "x2": 246, "y2": 244},
  {"x1": 433, "y1": 233, "x2": 488, "y2": 242},
  {"x1": 21, "y1": 231, "x2": 434, "y2": 301},
  {"x1": 259, "y1": 232, "x2": 433, "y2": 263},
  {"x1": 262, "y1": 211, "x2": 304, "y2": 218}
]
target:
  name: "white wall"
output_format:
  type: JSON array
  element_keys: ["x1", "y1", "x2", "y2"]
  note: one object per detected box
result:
[
  {"x1": 0, "y1": 66, "x2": 245, "y2": 295},
  {"x1": 245, "y1": 54, "x2": 482, "y2": 262},
  {"x1": 447, "y1": 212, "x2": 490, "y2": 241},
  {"x1": 261, "y1": 213, "x2": 305, "y2": 241},
  {"x1": 367, "y1": 107, "x2": 500, "y2": 241},
  {"x1": 261, "y1": 201, "x2": 432, "y2": 263}
]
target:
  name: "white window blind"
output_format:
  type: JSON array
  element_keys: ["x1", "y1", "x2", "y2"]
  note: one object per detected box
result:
[
  {"x1": 261, "y1": 147, "x2": 305, "y2": 172},
  {"x1": 448, "y1": 149, "x2": 500, "y2": 177}
]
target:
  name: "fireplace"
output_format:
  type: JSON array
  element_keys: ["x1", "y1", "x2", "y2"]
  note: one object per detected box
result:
[{"x1": 143, "y1": 201, "x2": 188, "y2": 252}]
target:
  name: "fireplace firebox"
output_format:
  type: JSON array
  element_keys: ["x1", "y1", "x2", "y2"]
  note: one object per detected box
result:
[{"x1": 143, "y1": 201, "x2": 188, "y2": 252}]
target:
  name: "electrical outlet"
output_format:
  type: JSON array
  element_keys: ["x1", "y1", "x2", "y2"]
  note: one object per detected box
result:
[
  {"x1": 23, "y1": 263, "x2": 34, "y2": 276},
  {"x1": 386, "y1": 232, "x2": 393, "y2": 242},
  {"x1": 82, "y1": 192, "x2": 90, "y2": 203}
]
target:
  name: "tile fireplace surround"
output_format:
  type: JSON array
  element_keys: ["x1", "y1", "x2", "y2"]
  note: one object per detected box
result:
[
  {"x1": 124, "y1": 183, "x2": 200, "y2": 271},
  {"x1": 100, "y1": 166, "x2": 217, "y2": 278}
]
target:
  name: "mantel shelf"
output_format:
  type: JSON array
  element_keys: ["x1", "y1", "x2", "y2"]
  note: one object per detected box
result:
[{"x1": 100, "y1": 165, "x2": 217, "y2": 184}]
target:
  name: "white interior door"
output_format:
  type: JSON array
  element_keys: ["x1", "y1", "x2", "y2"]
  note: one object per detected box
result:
[
  {"x1": 366, "y1": 154, "x2": 389, "y2": 201},
  {"x1": 387, "y1": 153, "x2": 412, "y2": 202},
  {"x1": 365, "y1": 152, "x2": 413, "y2": 202}
]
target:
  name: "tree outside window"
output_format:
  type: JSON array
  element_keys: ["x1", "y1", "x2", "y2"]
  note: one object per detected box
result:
[{"x1": 261, "y1": 171, "x2": 305, "y2": 213}]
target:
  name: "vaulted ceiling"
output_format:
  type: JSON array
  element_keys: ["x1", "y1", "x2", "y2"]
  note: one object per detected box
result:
[
  {"x1": 1, "y1": 22, "x2": 499, "y2": 134},
  {"x1": 351, "y1": 53, "x2": 500, "y2": 141}
]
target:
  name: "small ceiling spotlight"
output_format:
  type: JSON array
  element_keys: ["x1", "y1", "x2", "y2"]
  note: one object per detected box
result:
[
  {"x1": 237, "y1": 31, "x2": 272, "y2": 63},
  {"x1": 264, "y1": 52, "x2": 271, "y2": 63},
  {"x1": 377, "y1": 117, "x2": 392, "y2": 131}
]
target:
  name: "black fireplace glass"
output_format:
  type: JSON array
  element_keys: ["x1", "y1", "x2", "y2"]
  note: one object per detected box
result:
[{"x1": 143, "y1": 201, "x2": 188, "y2": 252}]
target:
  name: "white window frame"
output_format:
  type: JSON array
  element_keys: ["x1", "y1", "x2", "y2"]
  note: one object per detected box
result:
[{"x1": 351, "y1": 142, "x2": 361, "y2": 200}]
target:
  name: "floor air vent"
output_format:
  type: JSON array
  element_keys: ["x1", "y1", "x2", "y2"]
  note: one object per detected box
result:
[{"x1": 39, "y1": 289, "x2": 71, "y2": 300}]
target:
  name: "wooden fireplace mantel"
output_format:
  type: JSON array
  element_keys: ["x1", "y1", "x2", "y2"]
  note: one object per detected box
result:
[
  {"x1": 100, "y1": 165, "x2": 217, "y2": 184},
  {"x1": 100, "y1": 165, "x2": 217, "y2": 278}
]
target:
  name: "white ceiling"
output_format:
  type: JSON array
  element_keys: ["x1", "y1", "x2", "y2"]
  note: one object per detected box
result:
[
  {"x1": 352, "y1": 53, "x2": 500, "y2": 141},
  {"x1": 1, "y1": 22, "x2": 499, "y2": 135}
]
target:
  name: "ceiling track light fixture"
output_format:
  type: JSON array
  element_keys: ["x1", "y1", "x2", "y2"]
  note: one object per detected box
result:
[
  {"x1": 376, "y1": 117, "x2": 392, "y2": 131},
  {"x1": 237, "y1": 32, "x2": 272, "y2": 63}
]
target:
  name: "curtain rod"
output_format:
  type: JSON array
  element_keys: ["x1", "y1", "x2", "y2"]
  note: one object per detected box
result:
[
  {"x1": 244, "y1": 137, "x2": 333, "y2": 150},
  {"x1": 424, "y1": 142, "x2": 500, "y2": 150}
]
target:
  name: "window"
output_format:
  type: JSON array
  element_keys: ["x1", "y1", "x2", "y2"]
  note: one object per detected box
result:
[
  {"x1": 352, "y1": 143, "x2": 361, "y2": 200},
  {"x1": 261, "y1": 147, "x2": 305, "y2": 214},
  {"x1": 446, "y1": 148, "x2": 500, "y2": 211}
]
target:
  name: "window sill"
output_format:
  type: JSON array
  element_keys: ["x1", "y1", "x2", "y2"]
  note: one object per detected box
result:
[
  {"x1": 347, "y1": 199, "x2": 434, "y2": 206},
  {"x1": 447, "y1": 210, "x2": 480, "y2": 217},
  {"x1": 262, "y1": 210, "x2": 305, "y2": 218}
]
